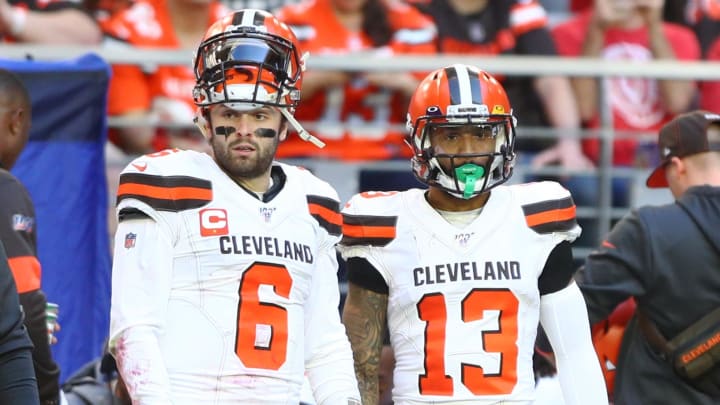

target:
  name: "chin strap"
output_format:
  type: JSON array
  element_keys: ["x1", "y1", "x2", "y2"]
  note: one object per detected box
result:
[
  {"x1": 454, "y1": 163, "x2": 485, "y2": 199},
  {"x1": 279, "y1": 108, "x2": 325, "y2": 148}
]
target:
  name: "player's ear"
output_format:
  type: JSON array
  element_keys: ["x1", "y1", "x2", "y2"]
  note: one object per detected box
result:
[
  {"x1": 194, "y1": 109, "x2": 212, "y2": 140},
  {"x1": 279, "y1": 117, "x2": 289, "y2": 142}
]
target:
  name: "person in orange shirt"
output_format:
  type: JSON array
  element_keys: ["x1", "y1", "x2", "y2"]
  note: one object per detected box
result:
[
  {"x1": 101, "y1": 0, "x2": 228, "y2": 155},
  {"x1": 276, "y1": 0, "x2": 437, "y2": 160}
]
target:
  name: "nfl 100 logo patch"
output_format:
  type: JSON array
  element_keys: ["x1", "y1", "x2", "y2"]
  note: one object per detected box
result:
[
  {"x1": 455, "y1": 232, "x2": 474, "y2": 247},
  {"x1": 12, "y1": 214, "x2": 34, "y2": 232},
  {"x1": 124, "y1": 232, "x2": 137, "y2": 249},
  {"x1": 260, "y1": 207, "x2": 276, "y2": 223}
]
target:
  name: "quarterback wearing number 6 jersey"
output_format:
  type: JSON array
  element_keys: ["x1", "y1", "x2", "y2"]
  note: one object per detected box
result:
[
  {"x1": 109, "y1": 9, "x2": 360, "y2": 405},
  {"x1": 340, "y1": 64, "x2": 607, "y2": 405}
]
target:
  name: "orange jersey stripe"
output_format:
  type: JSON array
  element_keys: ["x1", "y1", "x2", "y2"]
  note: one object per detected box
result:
[
  {"x1": 8, "y1": 256, "x2": 41, "y2": 293},
  {"x1": 525, "y1": 206, "x2": 576, "y2": 227},
  {"x1": 118, "y1": 182, "x2": 213, "y2": 201},
  {"x1": 343, "y1": 223, "x2": 397, "y2": 239},
  {"x1": 308, "y1": 203, "x2": 342, "y2": 227}
]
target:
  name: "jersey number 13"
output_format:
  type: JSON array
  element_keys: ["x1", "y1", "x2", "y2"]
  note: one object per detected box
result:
[{"x1": 417, "y1": 288, "x2": 519, "y2": 396}]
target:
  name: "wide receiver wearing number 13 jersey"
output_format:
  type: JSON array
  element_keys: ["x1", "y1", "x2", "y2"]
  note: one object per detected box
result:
[{"x1": 340, "y1": 64, "x2": 607, "y2": 405}]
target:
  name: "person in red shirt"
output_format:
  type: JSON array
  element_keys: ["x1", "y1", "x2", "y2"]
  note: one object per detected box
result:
[
  {"x1": 275, "y1": 0, "x2": 437, "y2": 160},
  {"x1": 0, "y1": 0, "x2": 100, "y2": 43},
  {"x1": 101, "y1": 0, "x2": 228, "y2": 155},
  {"x1": 552, "y1": 0, "x2": 699, "y2": 168}
]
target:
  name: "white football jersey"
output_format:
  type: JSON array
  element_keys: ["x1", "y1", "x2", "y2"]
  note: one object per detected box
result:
[
  {"x1": 338, "y1": 182, "x2": 580, "y2": 404},
  {"x1": 110, "y1": 149, "x2": 355, "y2": 404}
]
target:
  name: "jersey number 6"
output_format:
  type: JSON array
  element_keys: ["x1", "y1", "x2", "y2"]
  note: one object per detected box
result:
[
  {"x1": 417, "y1": 288, "x2": 519, "y2": 396},
  {"x1": 235, "y1": 262, "x2": 292, "y2": 370}
]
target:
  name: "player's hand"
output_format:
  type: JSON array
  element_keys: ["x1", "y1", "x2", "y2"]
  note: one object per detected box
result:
[
  {"x1": 363, "y1": 72, "x2": 418, "y2": 96},
  {"x1": 531, "y1": 138, "x2": 595, "y2": 171},
  {"x1": 306, "y1": 70, "x2": 351, "y2": 88},
  {"x1": 592, "y1": 0, "x2": 636, "y2": 28},
  {"x1": 635, "y1": 0, "x2": 664, "y2": 26}
]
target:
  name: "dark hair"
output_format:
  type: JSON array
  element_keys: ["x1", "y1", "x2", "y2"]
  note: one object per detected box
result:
[
  {"x1": 0, "y1": 68, "x2": 30, "y2": 108},
  {"x1": 363, "y1": 0, "x2": 393, "y2": 47}
]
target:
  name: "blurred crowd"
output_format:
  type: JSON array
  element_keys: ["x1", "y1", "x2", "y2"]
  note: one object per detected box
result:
[{"x1": 3, "y1": 0, "x2": 720, "y2": 167}]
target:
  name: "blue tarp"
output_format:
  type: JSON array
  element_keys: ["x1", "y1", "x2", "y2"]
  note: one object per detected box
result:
[{"x1": 1, "y1": 54, "x2": 111, "y2": 381}]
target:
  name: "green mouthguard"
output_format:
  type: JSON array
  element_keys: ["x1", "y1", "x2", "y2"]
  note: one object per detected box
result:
[{"x1": 454, "y1": 164, "x2": 485, "y2": 199}]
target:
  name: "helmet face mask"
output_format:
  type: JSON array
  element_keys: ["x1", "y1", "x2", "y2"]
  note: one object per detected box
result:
[
  {"x1": 193, "y1": 10, "x2": 304, "y2": 112},
  {"x1": 406, "y1": 64, "x2": 517, "y2": 199}
]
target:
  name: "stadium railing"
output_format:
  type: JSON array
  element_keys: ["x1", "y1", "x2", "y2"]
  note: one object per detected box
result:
[{"x1": 6, "y1": 44, "x2": 720, "y2": 254}]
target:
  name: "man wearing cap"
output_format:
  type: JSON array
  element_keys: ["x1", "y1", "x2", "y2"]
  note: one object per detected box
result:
[{"x1": 575, "y1": 110, "x2": 720, "y2": 404}]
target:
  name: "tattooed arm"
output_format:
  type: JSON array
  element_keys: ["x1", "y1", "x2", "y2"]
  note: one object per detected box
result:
[{"x1": 342, "y1": 282, "x2": 389, "y2": 405}]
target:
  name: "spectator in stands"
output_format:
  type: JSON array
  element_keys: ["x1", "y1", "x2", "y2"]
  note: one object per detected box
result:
[
  {"x1": 0, "y1": 0, "x2": 101, "y2": 43},
  {"x1": 0, "y1": 241, "x2": 39, "y2": 404},
  {"x1": 100, "y1": 0, "x2": 228, "y2": 155},
  {"x1": 275, "y1": 0, "x2": 436, "y2": 160},
  {"x1": 551, "y1": 0, "x2": 700, "y2": 245},
  {"x1": 0, "y1": 69, "x2": 61, "y2": 405},
  {"x1": 552, "y1": 0, "x2": 699, "y2": 170},
  {"x1": 220, "y1": 0, "x2": 298, "y2": 12},
  {"x1": 85, "y1": 0, "x2": 133, "y2": 24},
  {"x1": 685, "y1": 0, "x2": 720, "y2": 54},
  {"x1": 409, "y1": 0, "x2": 592, "y2": 170}
]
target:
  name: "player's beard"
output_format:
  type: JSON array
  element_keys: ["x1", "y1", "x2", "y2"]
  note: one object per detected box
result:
[{"x1": 211, "y1": 135, "x2": 279, "y2": 180}]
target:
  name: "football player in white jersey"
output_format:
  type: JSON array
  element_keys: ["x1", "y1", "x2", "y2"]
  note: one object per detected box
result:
[
  {"x1": 108, "y1": 9, "x2": 360, "y2": 405},
  {"x1": 339, "y1": 64, "x2": 608, "y2": 405}
]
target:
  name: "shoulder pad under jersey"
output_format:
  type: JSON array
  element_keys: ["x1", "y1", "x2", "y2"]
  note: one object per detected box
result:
[
  {"x1": 116, "y1": 149, "x2": 213, "y2": 214},
  {"x1": 511, "y1": 181, "x2": 578, "y2": 236},
  {"x1": 340, "y1": 190, "x2": 402, "y2": 247}
]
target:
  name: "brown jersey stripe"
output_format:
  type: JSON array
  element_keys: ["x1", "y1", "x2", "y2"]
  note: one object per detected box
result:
[
  {"x1": 522, "y1": 196, "x2": 576, "y2": 233},
  {"x1": 307, "y1": 196, "x2": 341, "y2": 236},
  {"x1": 117, "y1": 173, "x2": 212, "y2": 212},
  {"x1": 341, "y1": 214, "x2": 398, "y2": 247},
  {"x1": 8, "y1": 256, "x2": 41, "y2": 293},
  {"x1": 525, "y1": 206, "x2": 576, "y2": 228},
  {"x1": 522, "y1": 196, "x2": 575, "y2": 216},
  {"x1": 120, "y1": 173, "x2": 212, "y2": 189},
  {"x1": 530, "y1": 218, "x2": 578, "y2": 234}
]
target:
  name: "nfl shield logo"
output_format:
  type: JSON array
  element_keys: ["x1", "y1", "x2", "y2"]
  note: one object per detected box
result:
[{"x1": 124, "y1": 233, "x2": 137, "y2": 249}]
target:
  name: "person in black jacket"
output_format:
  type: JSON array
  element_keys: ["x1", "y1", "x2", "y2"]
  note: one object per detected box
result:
[
  {"x1": 576, "y1": 110, "x2": 720, "y2": 404},
  {"x1": 0, "y1": 68, "x2": 61, "y2": 405},
  {"x1": 0, "y1": 240, "x2": 39, "y2": 404}
]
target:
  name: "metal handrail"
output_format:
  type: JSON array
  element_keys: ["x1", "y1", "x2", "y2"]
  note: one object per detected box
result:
[{"x1": 4, "y1": 45, "x2": 698, "y2": 245}]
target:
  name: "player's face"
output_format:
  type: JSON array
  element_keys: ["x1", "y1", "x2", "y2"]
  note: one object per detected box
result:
[
  {"x1": 429, "y1": 124, "x2": 497, "y2": 173},
  {"x1": 207, "y1": 105, "x2": 286, "y2": 180}
]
